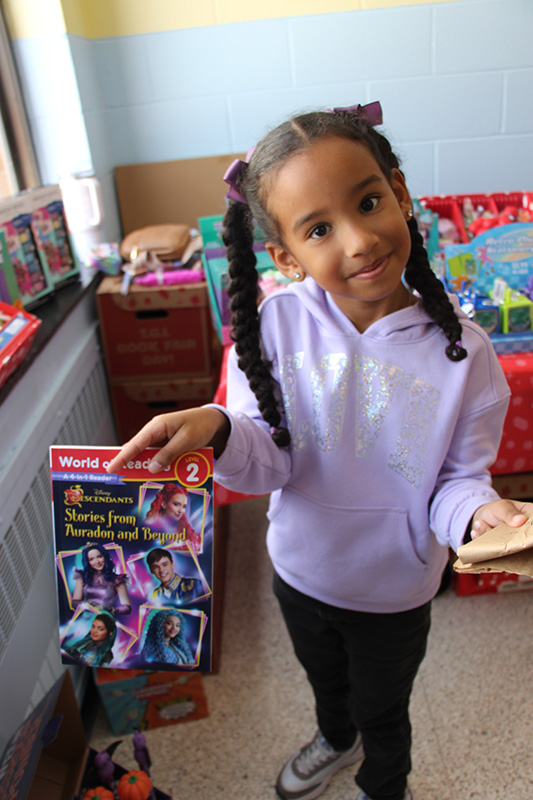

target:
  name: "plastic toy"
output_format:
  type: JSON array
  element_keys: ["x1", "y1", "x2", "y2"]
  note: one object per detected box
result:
[
  {"x1": 82, "y1": 788, "x2": 115, "y2": 800},
  {"x1": 458, "y1": 286, "x2": 499, "y2": 335},
  {"x1": 95, "y1": 741, "x2": 123, "y2": 786},
  {"x1": 117, "y1": 770, "x2": 152, "y2": 800},
  {"x1": 490, "y1": 278, "x2": 533, "y2": 334},
  {"x1": 133, "y1": 729, "x2": 152, "y2": 776},
  {"x1": 468, "y1": 204, "x2": 533, "y2": 238}
]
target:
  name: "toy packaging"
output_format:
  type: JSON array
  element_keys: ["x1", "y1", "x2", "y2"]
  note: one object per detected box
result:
[
  {"x1": 0, "y1": 228, "x2": 20, "y2": 305},
  {"x1": 0, "y1": 199, "x2": 52, "y2": 307},
  {"x1": 445, "y1": 222, "x2": 533, "y2": 297},
  {"x1": 444, "y1": 221, "x2": 533, "y2": 353},
  {"x1": 0, "y1": 301, "x2": 41, "y2": 388},
  {"x1": 94, "y1": 668, "x2": 209, "y2": 735},
  {"x1": 198, "y1": 213, "x2": 278, "y2": 345},
  {"x1": 49, "y1": 446, "x2": 214, "y2": 673},
  {"x1": 0, "y1": 186, "x2": 80, "y2": 308},
  {"x1": 32, "y1": 192, "x2": 79, "y2": 283}
]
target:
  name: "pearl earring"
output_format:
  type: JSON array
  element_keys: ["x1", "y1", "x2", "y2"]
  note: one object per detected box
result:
[
  {"x1": 292, "y1": 272, "x2": 301, "y2": 281},
  {"x1": 407, "y1": 208, "x2": 413, "y2": 218}
]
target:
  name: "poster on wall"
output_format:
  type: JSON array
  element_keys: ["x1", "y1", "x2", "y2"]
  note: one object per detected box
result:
[{"x1": 49, "y1": 445, "x2": 214, "y2": 672}]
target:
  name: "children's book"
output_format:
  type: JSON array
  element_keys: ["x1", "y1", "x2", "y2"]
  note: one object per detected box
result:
[{"x1": 49, "y1": 445, "x2": 214, "y2": 672}]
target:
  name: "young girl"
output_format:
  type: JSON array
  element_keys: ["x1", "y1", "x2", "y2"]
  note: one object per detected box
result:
[
  {"x1": 108, "y1": 102, "x2": 532, "y2": 800},
  {"x1": 143, "y1": 483, "x2": 201, "y2": 551},
  {"x1": 72, "y1": 543, "x2": 131, "y2": 616}
]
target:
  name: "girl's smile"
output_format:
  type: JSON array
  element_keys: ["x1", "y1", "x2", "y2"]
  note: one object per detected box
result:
[{"x1": 265, "y1": 136, "x2": 413, "y2": 331}]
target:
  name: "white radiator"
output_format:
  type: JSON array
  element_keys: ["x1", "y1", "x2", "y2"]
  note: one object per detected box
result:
[{"x1": 0, "y1": 291, "x2": 117, "y2": 755}]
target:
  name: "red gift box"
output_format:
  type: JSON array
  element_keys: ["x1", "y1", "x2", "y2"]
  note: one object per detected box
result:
[
  {"x1": 0, "y1": 301, "x2": 41, "y2": 388},
  {"x1": 492, "y1": 352, "x2": 533, "y2": 475},
  {"x1": 453, "y1": 570, "x2": 533, "y2": 596}
]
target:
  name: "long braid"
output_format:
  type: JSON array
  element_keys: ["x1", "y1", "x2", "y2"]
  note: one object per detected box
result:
[
  {"x1": 404, "y1": 217, "x2": 467, "y2": 362},
  {"x1": 222, "y1": 201, "x2": 290, "y2": 447}
]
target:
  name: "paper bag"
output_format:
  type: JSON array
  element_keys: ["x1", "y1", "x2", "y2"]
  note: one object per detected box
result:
[{"x1": 453, "y1": 518, "x2": 533, "y2": 577}]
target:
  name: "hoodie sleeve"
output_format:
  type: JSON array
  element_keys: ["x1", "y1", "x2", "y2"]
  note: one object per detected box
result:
[
  {"x1": 429, "y1": 333, "x2": 510, "y2": 553},
  {"x1": 207, "y1": 345, "x2": 292, "y2": 495}
]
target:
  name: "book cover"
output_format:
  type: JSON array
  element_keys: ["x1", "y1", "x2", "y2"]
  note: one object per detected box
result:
[{"x1": 49, "y1": 445, "x2": 214, "y2": 672}]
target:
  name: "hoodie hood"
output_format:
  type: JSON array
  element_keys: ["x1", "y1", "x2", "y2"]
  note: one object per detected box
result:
[{"x1": 271, "y1": 277, "x2": 462, "y2": 345}]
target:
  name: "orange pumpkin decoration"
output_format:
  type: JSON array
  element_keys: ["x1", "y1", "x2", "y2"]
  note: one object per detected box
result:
[
  {"x1": 82, "y1": 788, "x2": 114, "y2": 800},
  {"x1": 117, "y1": 769, "x2": 152, "y2": 800}
]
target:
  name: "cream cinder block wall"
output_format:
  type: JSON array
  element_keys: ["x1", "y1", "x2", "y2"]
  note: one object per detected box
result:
[
  {"x1": 5, "y1": 0, "x2": 532, "y2": 246},
  {"x1": 6, "y1": 0, "x2": 461, "y2": 38}
]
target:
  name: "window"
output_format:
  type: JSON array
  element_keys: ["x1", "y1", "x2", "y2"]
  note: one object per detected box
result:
[{"x1": 0, "y1": 3, "x2": 40, "y2": 198}]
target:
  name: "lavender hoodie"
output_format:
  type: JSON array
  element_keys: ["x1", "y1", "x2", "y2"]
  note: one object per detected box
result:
[{"x1": 212, "y1": 279, "x2": 510, "y2": 613}]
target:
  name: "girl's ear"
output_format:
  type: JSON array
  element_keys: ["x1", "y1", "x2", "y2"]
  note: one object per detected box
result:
[
  {"x1": 390, "y1": 168, "x2": 412, "y2": 217},
  {"x1": 265, "y1": 242, "x2": 303, "y2": 280}
]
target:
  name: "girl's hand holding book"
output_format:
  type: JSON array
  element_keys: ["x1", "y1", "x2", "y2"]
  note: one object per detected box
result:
[{"x1": 106, "y1": 407, "x2": 230, "y2": 474}]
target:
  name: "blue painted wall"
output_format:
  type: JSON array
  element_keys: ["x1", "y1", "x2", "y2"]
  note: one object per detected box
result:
[{"x1": 12, "y1": 0, "x2": 533, "y2": 241}]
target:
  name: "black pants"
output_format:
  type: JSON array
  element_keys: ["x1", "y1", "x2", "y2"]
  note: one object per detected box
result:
[{"x1": 273, "y1": 572, "x2": 431, "y2": 800}]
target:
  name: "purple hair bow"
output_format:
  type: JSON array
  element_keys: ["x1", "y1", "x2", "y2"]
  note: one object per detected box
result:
[
  {"x1": 223, "y1": 103, "x2": 382, "y2": 203},
  {"x1": 330, "y1": 101, "x2": 383, "y2": 127},
  {"x1": 223, "y1": 158, "x2": 248, "y2": 204}
]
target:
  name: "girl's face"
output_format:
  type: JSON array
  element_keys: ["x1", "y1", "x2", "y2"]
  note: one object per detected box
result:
[
  {"x1": 87, "y1": 548, "x2": 105, "y2": 572},
  {"x1": 164, "y1": 492, "x2": 187, "y2": 521},
  {"x1": 163, "y1": 615, "x2": 181, "y2": 641},
  {"x1": 265, "y1": 136, "x2": 413, "y2": 332},
  {"x1": 90, "y1": 619, "x2": 109, "y2": 643}
]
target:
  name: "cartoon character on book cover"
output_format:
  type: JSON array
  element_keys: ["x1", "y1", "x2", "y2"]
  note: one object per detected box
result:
[{"x1": 50, "y1": 447, "x2": 214, "y2": 672}]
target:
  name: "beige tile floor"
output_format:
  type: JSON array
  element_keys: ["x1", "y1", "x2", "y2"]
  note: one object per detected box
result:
[{"x1": 90, "y1": 495, "x2": 533, "y2": 800}]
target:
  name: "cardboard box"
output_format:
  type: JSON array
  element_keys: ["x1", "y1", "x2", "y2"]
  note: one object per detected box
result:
[
  {"x1": 94, "y1": 669, "x2": 209, "y2": 736},
  {"x1": 0, "y1": 671, "x2": 172, "y2": 800},
  {"x1": 0, "y1": 672, "x2": 86, "y2": 800},
  {"x1": 96, "y1": 277, "x2": 221, "y2": 380},
  {"x1": 115, "y1": 153, "x2": 245, "y2": 234},
  {"x1": 110, "y1": 374, "x2": 218, "y2": 442}
]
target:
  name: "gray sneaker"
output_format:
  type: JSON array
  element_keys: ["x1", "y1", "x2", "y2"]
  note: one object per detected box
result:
[{"x1": 276, "y1": 730, "x2": 364, "y2": 800}]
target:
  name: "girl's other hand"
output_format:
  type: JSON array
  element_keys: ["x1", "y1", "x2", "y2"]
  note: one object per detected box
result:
[
  {"x1": 106, "y1": 407, "x2": 231, "y2": 474},
  {"x1": 471, "y1": 499, "x2": 533, "y2": 539}
]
